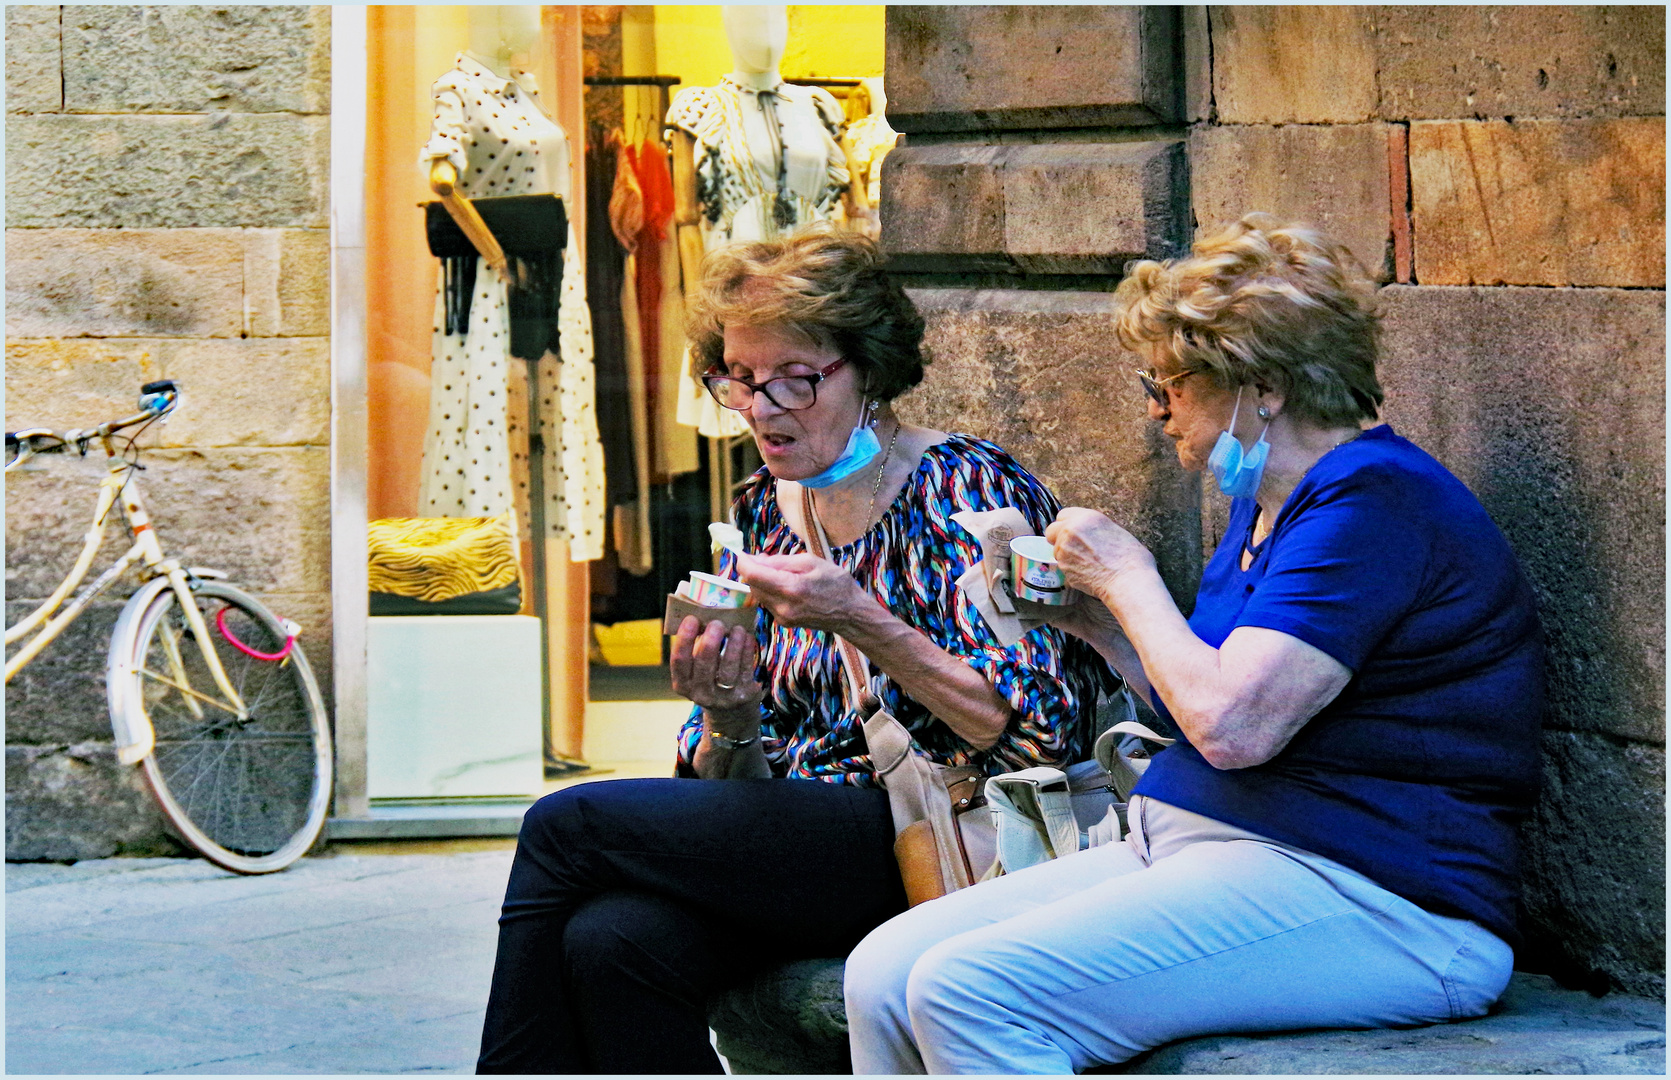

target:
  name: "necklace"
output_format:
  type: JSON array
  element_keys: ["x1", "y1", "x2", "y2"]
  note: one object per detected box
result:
[
  {"x1": 867, "y1": 421, "x2": 902, "y2": 525},
  {"x1": 721, "y1": 74, "x2": 794, "y2": 231},
  {"x1": 806, "y1": 420, "x2": 901, "y2": 553}
]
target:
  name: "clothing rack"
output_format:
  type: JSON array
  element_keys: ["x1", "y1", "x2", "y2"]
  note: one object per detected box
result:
[
  {"x1": 584, "y1": 75, "x2": 683, "y2": 87},
  {"x1": 786, "y1": 77, "x2": 872, "y2": 122}
]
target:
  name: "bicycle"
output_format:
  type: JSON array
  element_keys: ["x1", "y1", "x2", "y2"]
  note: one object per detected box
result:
[{"x1": 5, "y1": 381, "x2": 333, "y2": 873}]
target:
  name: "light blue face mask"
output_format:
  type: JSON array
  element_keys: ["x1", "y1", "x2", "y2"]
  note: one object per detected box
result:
[
  {"x1": 798, "y1": 413, "x2": 882, "y2": 489},
  {"x1": 1207, "y1": 386, "x2": 1272, "y2": 499}
]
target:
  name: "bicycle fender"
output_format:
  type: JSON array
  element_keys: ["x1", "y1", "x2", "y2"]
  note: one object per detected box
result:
[{"x1": 106, "y1": 576, "x2": 174, "y2": 765}]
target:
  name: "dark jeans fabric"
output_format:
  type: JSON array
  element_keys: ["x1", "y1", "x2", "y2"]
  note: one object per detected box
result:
[{"x1": 477, "y1": 777, "x2": 905, "y2": 1074}]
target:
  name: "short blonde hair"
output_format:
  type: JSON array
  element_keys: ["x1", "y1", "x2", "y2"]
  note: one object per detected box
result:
[
  {"x1": 686, "y1": 226, "x2": 927, "y2": 401},
  {"x1": 1115, "y1": 213, "x2": 1383, "y2": 425}
]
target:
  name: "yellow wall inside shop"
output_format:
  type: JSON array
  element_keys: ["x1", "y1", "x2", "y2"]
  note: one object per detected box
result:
[{"x1": 648, "y1": 5, "x2": 884, "y2": 90}]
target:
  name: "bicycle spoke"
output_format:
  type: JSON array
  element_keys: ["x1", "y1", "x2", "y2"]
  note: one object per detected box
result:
[
  {"x1": 137, "y1": 667, "x2": 241, "y2": 716},
  {"x1": 160, "y1": 739, "x2": 219, "y2": 830}
]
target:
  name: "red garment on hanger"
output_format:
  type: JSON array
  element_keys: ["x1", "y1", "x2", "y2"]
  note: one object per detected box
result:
[{"x1": 632, "y1": 140, "x2": 676, "y2": 482}]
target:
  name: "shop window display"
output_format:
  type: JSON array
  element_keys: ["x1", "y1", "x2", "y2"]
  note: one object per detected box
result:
[{"x1": 360, "y1": 5, "x2": 888, "y2": 775}]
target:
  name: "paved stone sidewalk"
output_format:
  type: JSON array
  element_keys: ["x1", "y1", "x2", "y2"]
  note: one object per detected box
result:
[{"x1": 7, "y1": 847, "x2": 515, "y2": 1074}]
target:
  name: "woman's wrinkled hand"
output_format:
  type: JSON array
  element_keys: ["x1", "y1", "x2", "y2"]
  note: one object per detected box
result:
[
  {"x1": 734, "y1": 552, "x2": 873, "y2": 635},
  {"x1": 669, "y1": 616, "x2": 763, "y2": 717},
  {"x1": 1045, "y1": 507, "x2": 1157, "y2": 603}
]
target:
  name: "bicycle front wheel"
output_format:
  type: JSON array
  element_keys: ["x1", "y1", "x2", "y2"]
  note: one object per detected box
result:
[{"x1": 114, "y1": 581, "x2": 332, "y2": 873}]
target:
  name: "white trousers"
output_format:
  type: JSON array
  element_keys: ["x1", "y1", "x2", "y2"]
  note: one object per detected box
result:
[{"x1": 845, "y1": 796, "x2": 1513, "y2": 1074}]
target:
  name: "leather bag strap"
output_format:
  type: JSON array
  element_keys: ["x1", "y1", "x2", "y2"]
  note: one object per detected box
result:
[
  {"x1": 800, "y1": 484, "x2": 979, "y2": 896},
  {"x1": 799, "y1": 485, "x2": 875, "y2": 720}
]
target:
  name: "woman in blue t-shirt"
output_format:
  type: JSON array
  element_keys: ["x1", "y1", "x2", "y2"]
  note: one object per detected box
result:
[{"x1": 845, "y1": 214, "x2": 1544, "y2": 1074}]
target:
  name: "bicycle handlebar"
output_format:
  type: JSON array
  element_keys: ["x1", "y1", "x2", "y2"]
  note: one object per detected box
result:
[{"x1": 5, "y1": 381, "x2": 179, "y2": 461}]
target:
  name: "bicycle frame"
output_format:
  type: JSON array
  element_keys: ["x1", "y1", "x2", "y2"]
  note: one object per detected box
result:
[{"x1": 4, "y1": 428, "x2": 249, "y2": 764}]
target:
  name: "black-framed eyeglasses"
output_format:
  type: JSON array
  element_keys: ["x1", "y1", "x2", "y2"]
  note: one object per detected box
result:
[
  {"x1": 703, "y1": 357, "x2": 849, "y2": 412},
  {"x1": 1135, "y1": 367, "x2": 1199, "y2": 407}
]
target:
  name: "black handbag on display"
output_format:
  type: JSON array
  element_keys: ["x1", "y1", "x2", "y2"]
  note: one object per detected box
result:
[{"x1": 424, "y1": 194, "x2": 568, "y2": 362}]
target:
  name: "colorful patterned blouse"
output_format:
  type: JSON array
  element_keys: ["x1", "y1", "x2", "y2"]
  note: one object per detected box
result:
[{"x1": 676, "y1": 434, "x2": 1116, "y2": 785}]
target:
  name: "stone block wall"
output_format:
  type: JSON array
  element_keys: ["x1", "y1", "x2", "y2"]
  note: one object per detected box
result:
[
  {"x1": 886, "y1": 6, "x2": 1202, "y2": 603},
  {"x1": 885, "y1": 6, "x2": 1664, "y2": 998},
  {"x1": 4, "y1": 7, "x2": 333, "y2": 861}
]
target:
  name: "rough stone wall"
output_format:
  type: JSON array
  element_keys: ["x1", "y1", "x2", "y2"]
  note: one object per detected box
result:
[
  {"x1": 885, "y1": 6, "x2": 1664, "y2": 998},
  {"x1": 5, "y1": 7, "x2": 333, "y2": 860}
]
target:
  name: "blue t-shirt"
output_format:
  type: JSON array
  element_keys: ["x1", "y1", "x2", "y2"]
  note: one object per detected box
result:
[{"x1": 1136, "y1": 425, "x2": 1543, "y2": 943}]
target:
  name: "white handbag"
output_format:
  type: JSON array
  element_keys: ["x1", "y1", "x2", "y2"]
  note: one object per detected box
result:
[{"x1": 986, "y1": 718, "x2": 1176, "y2": 876}]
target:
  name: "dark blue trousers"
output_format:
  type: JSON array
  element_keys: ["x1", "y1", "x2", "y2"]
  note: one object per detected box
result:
[{"x1": 477, "y1": 777, "x2": 905, "y2": 1074}]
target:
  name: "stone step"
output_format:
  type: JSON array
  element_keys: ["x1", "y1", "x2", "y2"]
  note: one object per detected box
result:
[{"x1": 710, "y1": 965, "x2": 1665, "y2": 1075}]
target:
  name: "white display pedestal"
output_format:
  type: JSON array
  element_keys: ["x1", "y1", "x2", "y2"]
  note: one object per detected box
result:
[{"x1": 365, "y1": 615, "x2": 543, "y2": 800}]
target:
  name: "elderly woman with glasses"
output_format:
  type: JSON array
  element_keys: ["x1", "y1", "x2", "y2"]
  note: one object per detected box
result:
[
  {"x1": 844, "y1": 214, "x2": 1545, "y2": 1074},
  {"x1": 476, "y1": 227, "x2": 1112, "y2": 1074}
]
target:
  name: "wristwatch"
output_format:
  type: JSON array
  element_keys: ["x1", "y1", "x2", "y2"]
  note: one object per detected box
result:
[{"x1": 707, "y1": 728, "x2": 759, "y2": 752}]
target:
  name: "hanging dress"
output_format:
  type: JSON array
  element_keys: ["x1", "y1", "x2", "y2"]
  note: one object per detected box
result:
[
  {"x1": 418, "y1": 52, "x2": 606, "y2": 561},
  {"x1": 585, "y1": 133, "x2": 637, "y2": 515},
  {"x1": 610, "y1": 141, "x2": 654, "y2": 575},
  {"x1": 665, "y1": 77, "x2": 852, "y2": 438},
  {"x1": 634, "y1": 139, "x2": 699, "y2": 479}
]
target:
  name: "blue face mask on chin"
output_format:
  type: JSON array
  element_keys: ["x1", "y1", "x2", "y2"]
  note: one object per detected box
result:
[
  {"x1": 798, "y1": 418, "x2": 882, "y2": 489},
  {"x1": 1207, "y1": 386, "x2": 1272, "y2": 499}
]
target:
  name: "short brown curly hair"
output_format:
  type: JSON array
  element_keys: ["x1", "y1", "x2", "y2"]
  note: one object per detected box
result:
[
  {"x1": 1114, "y1": 213, "x2": 1384, "y2": 426},
  {"x1": 686, "y1": 226, "x2": 928, "y2": 402}
]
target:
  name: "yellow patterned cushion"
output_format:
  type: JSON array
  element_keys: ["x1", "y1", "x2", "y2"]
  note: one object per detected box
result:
[{"x1": 367, "y1": 514, "x2": 519, "y2": 603}]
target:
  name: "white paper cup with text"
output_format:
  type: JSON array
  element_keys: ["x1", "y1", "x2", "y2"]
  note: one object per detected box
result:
[
  {"x1": 1008, "y1": 535, "x2": 1071, "y2": 605},
  {"x1": 687, "y1": 571, "x2": 751, "y2": 609}
]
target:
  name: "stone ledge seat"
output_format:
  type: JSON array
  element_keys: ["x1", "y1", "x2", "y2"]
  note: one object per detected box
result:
[{"x1": 709, "y1": 965, "x2": 1666, "y2": 1075}]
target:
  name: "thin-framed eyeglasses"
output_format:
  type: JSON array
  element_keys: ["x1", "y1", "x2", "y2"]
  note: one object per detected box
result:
[
  {"x1": 704, "y1": 357, "x2": 849, "y2": 412},
  {"x1": 1135, "y1": 367, "x2": 1199, "y2": 407}
]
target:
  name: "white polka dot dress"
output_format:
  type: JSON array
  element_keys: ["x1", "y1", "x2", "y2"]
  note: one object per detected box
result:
[{"x1": 419, "y1": 52, "x2": 606, "y2": 561}]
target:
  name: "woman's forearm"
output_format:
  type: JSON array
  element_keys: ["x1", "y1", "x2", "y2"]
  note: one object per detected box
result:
[
  {"x1": 1098, "y1": 567, "x2": 1353, "y2": 769},
  {"x1": 1048, "y1": 507, "x2": 1348, "y2": 769},
  {"x1": 840, "y1": 604, "x2": 1012, "y2": 751},
  {"x1": 1098, "y1": 568, "x2": 1237, "y2": 753}
]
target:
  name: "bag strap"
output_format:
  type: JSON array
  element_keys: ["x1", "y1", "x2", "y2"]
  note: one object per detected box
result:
[{"x1": 799, "y1": 484, "x2": 876, "y2": 720}]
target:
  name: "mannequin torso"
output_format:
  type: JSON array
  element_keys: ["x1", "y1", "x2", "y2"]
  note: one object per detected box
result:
[{"x1": 666, "y1": 6, "x2": 855, "y2": 287}]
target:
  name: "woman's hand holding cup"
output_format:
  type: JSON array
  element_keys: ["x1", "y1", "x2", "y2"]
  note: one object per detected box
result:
[
  {"x1": 670, "y1": 616, "x2": 763, "y2": 724},
  {"x1": 1036, "y1": 508, "x2": 1151, "y2": 649},
  {"x1": 1045, "y1": 508, "x2": 1156, "y2": 604},
  {"x1": 733, "y1": 551, "x2": 871, "y2": 635}
]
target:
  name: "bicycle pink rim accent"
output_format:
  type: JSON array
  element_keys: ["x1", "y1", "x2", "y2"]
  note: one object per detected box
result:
[{"x1": 216, "y1": 606, "x2": 295, "y2": 662}]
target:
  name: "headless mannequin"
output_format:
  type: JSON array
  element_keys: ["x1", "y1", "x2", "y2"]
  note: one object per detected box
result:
[
  {"x1": 426, "y1": 6, "x2": 543, "y2": 269},
  {"x1": 669, "y1": 5, "x2": 865, "y2": 290}
]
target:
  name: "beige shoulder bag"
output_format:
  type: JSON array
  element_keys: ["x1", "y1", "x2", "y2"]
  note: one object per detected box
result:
[{"x1": 799, "y1": 486, "x2": 995, "y2": 906}]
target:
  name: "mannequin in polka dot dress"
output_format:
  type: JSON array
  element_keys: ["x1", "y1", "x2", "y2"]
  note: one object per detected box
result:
[{"x1": 419, "y1": 49, "x2": 606, "y2": 562}]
